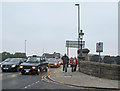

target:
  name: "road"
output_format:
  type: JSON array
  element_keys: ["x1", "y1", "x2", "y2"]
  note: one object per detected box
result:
[{"x1": 0, "y1": 68, "x2": 108, "y2": 91}]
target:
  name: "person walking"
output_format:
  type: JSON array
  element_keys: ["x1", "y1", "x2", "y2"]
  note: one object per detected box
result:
[
  {"x1": 61, "y1": 54, "x2": 69, "y2": 72},
  {"x1": 71, "y1": 58, "x2": 76, "y2": 72},
  {"x1": 74, "y1": 57, "x2": 78, "y2": 71}
]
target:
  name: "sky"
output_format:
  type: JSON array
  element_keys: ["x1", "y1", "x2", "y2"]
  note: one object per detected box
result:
[{"x1": 1, "y1": 1, "x2": 118, "y2": 57}]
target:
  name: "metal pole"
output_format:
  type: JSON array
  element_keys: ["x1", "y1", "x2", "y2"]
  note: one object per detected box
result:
[
  {"x1": 78, "y1": 5, "x2": 80, "y2": 52},
  {"x1": 67, "y1": 47, "x2": 69, "y2": 57},
  {"x1": 80, "y1": 39, "x2": 83, "y2": 56},
  {"x1": 25, "y1": 40, "x2": 27, "y2": 55},
  {"x1": 99, "y1": 52, "x2": 101, "y2": 78},
  {"x1": 99, "y1": 52, "x2": 101, "y2": 62}
]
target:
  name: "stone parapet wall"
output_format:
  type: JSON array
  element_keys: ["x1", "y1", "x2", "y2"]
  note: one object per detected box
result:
[{"x1": 79, "y1": 61, "x2": 120, "y2": 80}]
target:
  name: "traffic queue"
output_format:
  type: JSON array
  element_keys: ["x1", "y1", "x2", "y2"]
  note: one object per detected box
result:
[{"x1": 0, "y1": 55, "x2": 62, "y2": 75}]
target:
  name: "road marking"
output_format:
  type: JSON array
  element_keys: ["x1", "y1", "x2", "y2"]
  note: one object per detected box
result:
[{"x1": 24, "y1": 80, "x2": 40, "y2": 89}]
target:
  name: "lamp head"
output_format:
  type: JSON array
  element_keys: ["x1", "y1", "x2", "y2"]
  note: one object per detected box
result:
[{"x1": 75, "y1": 4, "x2": 79, "y2": 6}]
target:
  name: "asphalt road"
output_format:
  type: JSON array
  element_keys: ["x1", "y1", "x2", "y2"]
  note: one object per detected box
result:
[{"x1": 0, "y1": 68, "x2": 110, "y2": 91}]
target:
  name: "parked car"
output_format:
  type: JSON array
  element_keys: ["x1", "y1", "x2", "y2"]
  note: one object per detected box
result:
[
  {"x1": 48, "y1": 58, "x2": 60, "y2": 68},
  {"x1": 56, "y1": 58, "x2": 63, "y2": 65},
  {"x1": 1, "y1": 58, "x2": 26, "y2": 72},
  {"x1": 19, "y1": 55, "x2": 48, "y2": 75}
]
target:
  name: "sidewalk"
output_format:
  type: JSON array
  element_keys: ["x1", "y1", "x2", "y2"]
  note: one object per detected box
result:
[{"x1": 49, "y1": 65, "x2": 119, "y2": 89}]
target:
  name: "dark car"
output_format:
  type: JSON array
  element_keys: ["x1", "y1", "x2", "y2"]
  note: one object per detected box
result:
[
  {"x1": 48, "y1": 58, "x2": 60, "y2": 68},
  {"x1": 1, "y1": 58, "x2": 26, "y2": 72},
  {"x1": 0, "y1": 58, "x2": 12, "y2": 68},
  {"x1": 19, "y1": 56, "x2": 48, "y2": 75}
]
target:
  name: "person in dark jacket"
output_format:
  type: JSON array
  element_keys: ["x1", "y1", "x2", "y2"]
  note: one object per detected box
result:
[{"x1": 61, "y1": 54, "x2": 69, "y2": 72}]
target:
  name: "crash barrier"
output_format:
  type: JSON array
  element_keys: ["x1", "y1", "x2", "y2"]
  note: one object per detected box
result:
[{"x1": 79, "y1": 61, "x2": 120, "y2": 80}]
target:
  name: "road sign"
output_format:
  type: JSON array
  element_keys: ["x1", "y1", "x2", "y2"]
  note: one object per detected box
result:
[
  {"x1": 96, "y1": 42, "x2": 103, "y2": 52},
  {"x1": 66, "y1": 40, "x2": 85, "y2": 48}
]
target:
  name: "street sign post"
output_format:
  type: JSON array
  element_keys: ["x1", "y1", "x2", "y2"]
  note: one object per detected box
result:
[
  {"x1": 66, "y1": 40, "x2": 85, "y2": 48},
  {"x1": 96, "y1": 42, "x2": 103, "y2": 78},
  {"x1": 96, "y1": 42, "x2": 103, "y2": 52},
  {"x1": 66, "y1": 40, "x2": 85, "y2": 57}
]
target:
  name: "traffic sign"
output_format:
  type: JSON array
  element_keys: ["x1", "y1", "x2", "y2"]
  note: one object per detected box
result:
[
  {"x1": 96, "y1": 42, "x2": 103, "y2": 52},
  {"x1": 66, "y1": 40, "x2": 85, "y2": 48}
]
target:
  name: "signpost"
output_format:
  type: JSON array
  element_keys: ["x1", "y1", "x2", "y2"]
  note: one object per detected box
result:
[
  {"x1": 96, "y1": 42, "x2": 103, "y2": 62},
  {"x1": 96, "y1": 42, "x2": 103, "y2": 78},
  {"x1": 66, "y1": 40, "x2": 85, "y2": 48},
  {"x1": 66, "y1": 40, "x2": 85, "y2": 56}
]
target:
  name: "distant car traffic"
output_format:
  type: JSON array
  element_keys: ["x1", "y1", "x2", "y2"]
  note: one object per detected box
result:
[
  {"x1": 19, "y1": 56, "x2": 48, "y2": 75},
  {"x1": 1, "y1": 58, "x2": 26, "y2": 72},
  {"x1": 48, "y1": 58, "x2": 60, "y2": 68},
  {"x1": 56, "y1": 58, "x2": 63, "y2": 65}
]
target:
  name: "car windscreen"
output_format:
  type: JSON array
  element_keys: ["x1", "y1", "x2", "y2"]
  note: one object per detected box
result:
[
  {"x1": 4, "y1": 58, "x2": 12, "y2": 62},
  {"x1": 26, "y1": 57, "x2": 40, "y2": 63},
  {"x1": 9, "y1": 58, "x2": 21, "y2": 63}
]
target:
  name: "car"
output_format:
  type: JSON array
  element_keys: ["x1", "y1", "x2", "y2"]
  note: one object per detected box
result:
[
  {"x1": 19, "y1": 56, "x2": 48, "y2": 75},
  {"x1": 56, "y1": 58, "x2": 63, "y2": 65},
  {"x1": 1, "y1": 58, "x2": 26, "y2": 72},
  {"x1": 0, "y1": 58, "x2": 12, "y2": 68},
  {"x1": 48, "y1": 58, "x2": 60, "y2": 68}
]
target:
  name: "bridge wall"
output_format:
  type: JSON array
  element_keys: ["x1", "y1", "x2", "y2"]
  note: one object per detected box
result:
[{"x1": 79, "y1": 61, "x2": 120, "y2": 80}]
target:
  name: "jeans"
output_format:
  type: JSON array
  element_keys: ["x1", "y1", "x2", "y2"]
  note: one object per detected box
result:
[
  {"x1": 71, "y1": 65, "x2": 75, "y2": 72},
  {"x1": 74, "y1": 65, "x2": 77, "y2": 71},
  {"x1": 63, "y1": 64, "x2": 67, "y2": 72}
]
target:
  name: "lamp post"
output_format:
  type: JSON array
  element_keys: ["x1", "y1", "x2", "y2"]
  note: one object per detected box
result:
[
  {"x1": 75, "y1": 4, "x2": 84, "y2": 57},
  {"x1": 25, "y1": 40, "x2": 27, "y2": 55},
  {"x1": 75, "y1": 4, "x2": 80, "y2": 52},
  {"x1": 79, "y1": 30, "x2": 84, "y2": 56}
]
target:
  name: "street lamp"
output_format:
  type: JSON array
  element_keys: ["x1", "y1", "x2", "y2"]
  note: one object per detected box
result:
[
  {"x1": 79, "y1": 30, "x2": 84, "y2": 56},
  {"x1": 75, "y1": 4, "x2": 80, "y2": 54}
]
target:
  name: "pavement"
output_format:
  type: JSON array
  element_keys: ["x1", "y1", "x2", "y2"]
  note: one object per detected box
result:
[{"x1": 49, "y1": 65, "x2": 119, "y2": 89}]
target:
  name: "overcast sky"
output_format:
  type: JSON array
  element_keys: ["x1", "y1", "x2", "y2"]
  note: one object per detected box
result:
[{"x1": 2, "y1": 2, "x2": 118, "y2": 57}]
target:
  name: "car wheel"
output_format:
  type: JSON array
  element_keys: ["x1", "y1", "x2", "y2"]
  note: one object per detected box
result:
[
  {"x1": 45, "y1": 67, "x2": 48, "y2": 72},
  {"x1": 21, "y1": 72, "x2": 25, "y2": 75},
  {"x1": 36, "y1": 68, "x2": 40, "y2": 75},
  {"x1": 16, "y1": 67, "x2": 19, "y2": 72}
]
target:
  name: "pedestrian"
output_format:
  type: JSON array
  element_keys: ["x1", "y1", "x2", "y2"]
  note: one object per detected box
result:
[
  {"x1": 67, "y1": 60, "x2": 69, "y2": 67},
  {"x1": 70, "y1": 57, "x2": 74, "y2": 67},
  {"x1": 61, "y1": 54, "x2": 69, "y2": 72},
  {"x1": 74, "y1": 57, "x2": 78, "y2": 71},
  {"x1": 71, "y1": 58, "x2": 76, "y2": 72}
]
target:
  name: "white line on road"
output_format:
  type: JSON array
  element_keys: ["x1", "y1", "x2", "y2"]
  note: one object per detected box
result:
[{"x1": 24, "y1": 80, "x2": 40, "y2": 89}]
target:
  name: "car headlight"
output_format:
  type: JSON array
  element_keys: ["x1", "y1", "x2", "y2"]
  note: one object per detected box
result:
[
  {"x1": 54, "y1": 63, "x2": 57, "y2": 65},
  {"x1": 19, "y1": 66, "x2": 23, "y2": 68},
  {"x1": 1, "y1": 65, "x2": 2, "y2": 68},
  {"x1": 32, "y1": 66, "x2": 36, "y2": 69},
  {"x1": 11, "y1": 65, "x2": 16, "y2": 67},
  {"x1": 59, "y1": 62, "x2": 61, "y2": 64}
]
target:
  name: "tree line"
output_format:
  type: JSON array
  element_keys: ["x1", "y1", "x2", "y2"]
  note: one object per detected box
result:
[{"x1": 0, "y1": 52, "x2": 27, "y2": 62}]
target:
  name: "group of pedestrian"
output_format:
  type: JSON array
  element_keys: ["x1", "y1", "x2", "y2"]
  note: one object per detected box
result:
[
  {"x1": 70, "y1": 57, "x2": 78, "y2": 72},
  {"x1": 61, "y1": 54, "x2": 78, "y2": 73}
]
